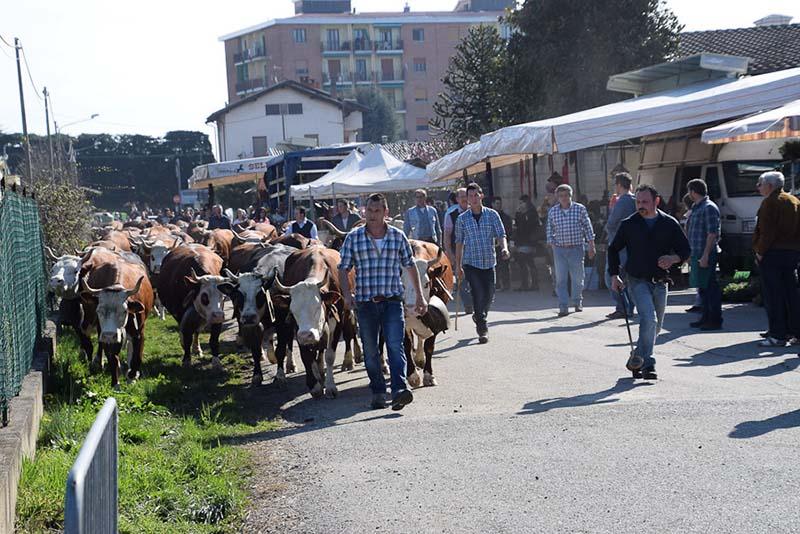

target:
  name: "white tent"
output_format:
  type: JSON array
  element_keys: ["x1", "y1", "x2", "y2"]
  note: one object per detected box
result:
[
  {"x1": 188, "y1": 154, "x2": 282, "y2": 190},
  {"x1": 701, "y1": 98, "x2": 800, "y2": 144},
  {"x1": 427, "y1": 67, "x2": 800, "y2": 181},
  {"x1": 291, "y1": 147, "x2": 450, "y2": 199}
]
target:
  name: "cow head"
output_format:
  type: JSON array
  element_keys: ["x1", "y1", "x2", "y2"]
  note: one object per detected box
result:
[
  {"x1": 219, "y1": 269, "x2": 275, "y2": 328},
  {"x1": 81, "y1": 276, "x2": 145, "y2": 345},
  {"x1": 274, "y1": 273, "x2": 340, "y2": 346},
  {"x1": 133, "y1": 236, "x2": 182, "y2": 274},
  {"x1": 47, "y1": 247, "x2": 82, "y2": 298},
  {"x1": 231, "y1": 229, "x2": 266, "y2": 246},
  {"x1": 401, "y1": 248, "x2": 442, "y2": 313},
  {"x1": 184, "y1": 269, "x2": 228, "y2": 327}
]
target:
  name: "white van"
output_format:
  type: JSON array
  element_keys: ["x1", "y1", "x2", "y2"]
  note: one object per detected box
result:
[{"x1": 638, "y1": 132, "x2": 789, "y2": 272}]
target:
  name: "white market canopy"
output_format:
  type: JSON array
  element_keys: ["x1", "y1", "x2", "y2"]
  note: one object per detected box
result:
[
  {"x1": 188, "y1": 154, "x2": 282, "y2": 190},
  {"x1": 291, "y1": 146, "x2": 450, "y2": 200},
  {"x1": 427, "y1": 67, "x2": 800, "y2": 181},
  {"x1": 701, "y1": 98, "x2": 800, "y2": 144}
]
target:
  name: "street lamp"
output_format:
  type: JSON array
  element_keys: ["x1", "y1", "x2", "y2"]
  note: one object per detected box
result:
[{"x1": 55, "y1": 113, "x2": 99, "y2": 134}]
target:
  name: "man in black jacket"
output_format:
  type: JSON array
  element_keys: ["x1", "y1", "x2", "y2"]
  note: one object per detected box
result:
[
  {"x1": 608, "y1": 184, "x2": 690, "y2": 380},
  {"x1": 492, "y1": 197, "x2": 514, "y2": 290},
  {"x1": 514, "y1": 194, "x2": 542, "y2": 291}
]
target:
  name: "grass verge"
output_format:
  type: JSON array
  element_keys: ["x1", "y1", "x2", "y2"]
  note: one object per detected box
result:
[{"x1": 15, "y1": 317, "x2": 281, "y2": 533}]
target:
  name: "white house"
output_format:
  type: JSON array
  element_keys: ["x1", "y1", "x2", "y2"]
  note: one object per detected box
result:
[{"x1": 206, "y1": 80, "x2": 366, "y2": 161}]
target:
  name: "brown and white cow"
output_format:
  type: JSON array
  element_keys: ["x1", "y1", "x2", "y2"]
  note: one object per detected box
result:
[
  {"x1": 401, "y1": 242, "x2": 453, "y2": 388},
  {"x1": 78, "y1": 248, "x2": 154, "y2": 388},
  {"x1": 205, "y1": 229, "x2": 235, "y2": 266},
  {"x1": 155, "y1": 244, "x2": 230, "y2": 369},
  {"x1": 272, "y1": 246, "x2": 358, "y2": 398}
]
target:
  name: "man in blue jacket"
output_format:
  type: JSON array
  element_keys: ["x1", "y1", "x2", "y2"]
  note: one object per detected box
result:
[{"x1": 605, "y1": 173, "x2": 637, "y2": 319}]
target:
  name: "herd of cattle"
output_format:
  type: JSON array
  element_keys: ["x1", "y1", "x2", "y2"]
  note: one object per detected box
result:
[{"x1": 45, "y1": 216, "x2": 454, "y2": 400}]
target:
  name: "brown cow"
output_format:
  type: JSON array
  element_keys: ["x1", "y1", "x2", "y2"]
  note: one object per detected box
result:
[
  {"x1": 273, "y1": 246, "x2": 358, "y2": 398},
  {"x1": 270, "y1": 232, "x2": 313, "y2": 250},
  {"x1": 187, "y1": 220, "x2": 209, "y2": 243},
  {"x1": 79, "y1": 248, "x2": 154, "y2": 388},
  {"x1": 100, "y1": 230, "x2": 133, "y2": 252},
  {"x1": 253, "y1": 222, "x2": 278, "y2": 239},
  {"x1": 155, "y1": 244, "x2": 230, "y2": 369},
  {"x1": 205, "y1": 229, "x2": 235, "y2": 266}
]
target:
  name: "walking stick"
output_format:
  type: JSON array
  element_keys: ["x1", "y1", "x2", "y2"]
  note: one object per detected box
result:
[
  {"x1": 621, "y1": 286, "x2": 643, "y2": 373},
  {"x1": 454, "y1": 275, "x2": 460, "y2": 331}
]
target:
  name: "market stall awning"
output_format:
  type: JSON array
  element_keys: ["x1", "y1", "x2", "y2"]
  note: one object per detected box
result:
[
  {"x1": 291, "y1": 146, "x2": 451, "y2": 199},
  {"x1": 701, "y1": 98, "x2": 800, "y2": 144},
  {"x1": 427, "y1": 67, "x2": 800, "y2": 181},
  {"x1": 188, "y1": 154, "x2": 283, "y2": 190}
]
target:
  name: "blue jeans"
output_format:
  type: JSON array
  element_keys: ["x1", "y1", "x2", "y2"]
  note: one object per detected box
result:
[
  {"x1": 355, "y1": 300, "x2": 408, "y2": 396},
  {"x1": 605, "y1": 250, "x2": 634, "y2": 314},
  {"x1": 698, "y1": 253, "x2": 722, "y2": 325},
  {"x1": 627, "y1": 277, "x2": 668, "y2": 370},
  {"x1": 553, "y1": 246, "x2": 585, "y2": 310},
  {"x1": 463, "y1": 265, "x2": 495, "y2": 333}
]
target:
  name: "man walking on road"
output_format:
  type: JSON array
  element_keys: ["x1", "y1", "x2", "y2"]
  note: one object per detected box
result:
[
  {"x1": 492, "y1": 197, "x2": 514, "y2": 291},
  {"x1": 445, "y1": 187, "x2": 472, "y2": 313},
  {"x1": 686, "y1": 178, "x2": 723, "y2": 331},
  {"x1": 605, "y1": 173, "x2": 637, "y2": 319},
  {"x1": 339, "y1": 193, "x2": 427, "y2": 411},
  {"x1": 331, "y1": 199, "x2": 361, "y2": 232},
  {"x1": 514, "y1": 194, "x2": 542, "y2": 291},
  {"x1": 455, "y1": 183, "x2": 509, "y2": 344},
  {"x1": 547, "y1": 184, "x2": 596, "y2": 316},
  {"x1": 752, "y1": 171, "x2": 800, "y2": 347},
  {"x1": 404, "y1": 189, "x2": 442, "y2": 245},
  {"x1": 609, "y1": 184, "x2": 691, "y2": 380}
]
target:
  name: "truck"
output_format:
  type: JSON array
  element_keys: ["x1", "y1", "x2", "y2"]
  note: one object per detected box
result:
[{"x1": 637, "y1": 128, "x2": 791, "y2": 273}]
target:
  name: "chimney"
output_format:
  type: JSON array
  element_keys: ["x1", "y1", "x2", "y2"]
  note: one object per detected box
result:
[
  {"x1": 403, "y1": 3, "x2": 410, "y2": 13},
  {"x1": 754, "y1": 14, "x2": 793, "y2": 26}
]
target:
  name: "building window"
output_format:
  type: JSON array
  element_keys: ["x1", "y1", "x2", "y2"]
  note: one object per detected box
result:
[
  {"x1": 304, "y1": 134, "x2": 320, "y2": 146},
  {"x1": 266, "y1": 103, "x2": 303, "y2": 115},
  {"x1": 414, "y1": 88, "x2": 428, "y2": 102},
  {"x1": 326, "y1": 28, "x2": 340, "y2": 48},
  {"x1": 292, "y1": 28, "x2": 306, "y2": 43},
  {"x1": 236, "y1": 64, "x2": 248, "y2": 83},
  {"x1": 412, "y1": 28, "x2": 425, "y2": 42},
  {"x1": 295, "y1": 59, "x2": 309, "y2": 76},
  {"x1": 413, "y1": 58, "x2": 427, "y2": 73},
  {"x1": 416, "y1": 118, "x2": 429, "y2": 132},
  {"x1": 265, "y1": 104, "x2": 280, "y2": 116},
  {"x1": 288, "y1": 103, "x2": 303, "y2": 115},
  {"x1": 252, "y1": 136, "x2": 268, "y2": 157}
]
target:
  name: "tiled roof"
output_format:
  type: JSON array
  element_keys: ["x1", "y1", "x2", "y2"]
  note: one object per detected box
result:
[{"x1": 678, "y1": 24, "x2": 800, "y2": 75}]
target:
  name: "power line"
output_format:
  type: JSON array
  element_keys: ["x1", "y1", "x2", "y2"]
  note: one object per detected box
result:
[
  {"x1": 19, "y1": 44, "x2": 44, "y2": 101},
  {"x1": 0, "y1": 34, "x2": 13, "y2": 48}
]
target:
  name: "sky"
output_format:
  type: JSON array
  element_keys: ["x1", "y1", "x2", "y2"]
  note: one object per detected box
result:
[{"x1": 2, "y1": 0, "x2": 800, "y2": 148}]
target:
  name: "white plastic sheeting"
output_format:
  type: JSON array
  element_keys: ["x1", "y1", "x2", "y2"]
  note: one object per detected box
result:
[
  {"x1": 291, "y1": 147, "x2": 451, "y2": 199},
  {"x1": 188, "y1": 154, "x2": 282, "y2": 190},
  {"x1": 427, "y1": 67, "x2": 800, "y2": 181},
  {"x1": 701, "y1": 98, "x2": 800, "y2": 144}
]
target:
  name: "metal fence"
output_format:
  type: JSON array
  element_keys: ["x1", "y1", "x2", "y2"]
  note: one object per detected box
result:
[
  {"x1": 0, "y1": 186, "x2": 47, "y2": 425},
  {"x1": 65, "y1": 397, "x2": 119, "y2": 534}
]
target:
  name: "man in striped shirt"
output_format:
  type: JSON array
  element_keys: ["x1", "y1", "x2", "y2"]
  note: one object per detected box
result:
[{"x1": 546, "y1": 184, "x2": 596, "y2": 316}]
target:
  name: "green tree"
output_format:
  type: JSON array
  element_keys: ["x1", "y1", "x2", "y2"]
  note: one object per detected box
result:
[
  {"x1": 507, "y1": 0, "x2": 683, "y2": 122},
  {"x1": 431, "y1": 24, "x2": 510, "y2": 147},
  {"x1": 356, "y1": 88, "x2": 398, "y2": 143}
]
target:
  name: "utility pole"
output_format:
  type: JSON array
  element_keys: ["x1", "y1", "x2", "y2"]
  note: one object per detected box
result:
[
  {"x1": 14, "y1": 38, "x2": 33, "y2": 182},
  {"x1": 44, "y1": 87, "x2": 55, "y2": 181}
]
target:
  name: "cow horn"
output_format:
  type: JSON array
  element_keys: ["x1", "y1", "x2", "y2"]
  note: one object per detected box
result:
[
  {"x1": 231, "y1": 229, "x2": 246, "y2": 243},
  {"x1": 319, "y1": 218, "x2": 347, "y2": 238},
  {"x1": 316, "y1": 273, "x2": 329, "y2": 289},
  {"x1": 273, "y1": 272, "x2": 291, "y2": 294},
  {"x1": 263, "y1": 267, "x2": 278, "y2": 289},
  {"x1": 223, "y1": 268, "x2": 239, "y2": 283},
  {"x1": 187, "y1": 268, "x2": 200, "y2": 284},
  {"x1": 171, "y1": 237, "x2": 183, "y2": 249},
  {"x1": 428, "y1": 246, "x2": 444, "y2": 268},
  {"x1": 74, "y1": 248, "x2": 83, "y2": 256},
  {"x1": 45, "y1": 246, "x2": 59, "y2": 261},
  {"x1": 80, "y1": 278, "x2": 103, "y2": 296},
  {"x1": 126, "y1": 276, "x2": 145, "y2": 297}
]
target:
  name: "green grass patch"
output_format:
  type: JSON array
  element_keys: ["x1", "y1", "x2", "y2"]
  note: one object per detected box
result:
[{"x1": 16, "y1": 318, "x2": 281, "y2": 533}]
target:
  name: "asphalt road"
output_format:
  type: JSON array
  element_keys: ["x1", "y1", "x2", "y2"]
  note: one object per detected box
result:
[{"x1": 240, "y1": 288, "x2": 800, "y2": 534}]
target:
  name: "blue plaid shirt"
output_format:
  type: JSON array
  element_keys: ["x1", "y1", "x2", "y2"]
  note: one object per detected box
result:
[
  {"x1": 455, "y1": 207, "x2": 507, "y2": 269},
  {"x1": 338, "y1": 224, "x2": 414, "y2": 301},
  {"x1": 546, "y1": 202, "x2": 595, "y2": 247},
  {"x1": 686, "y1": 197, "x2": 720, "y2": 257}
]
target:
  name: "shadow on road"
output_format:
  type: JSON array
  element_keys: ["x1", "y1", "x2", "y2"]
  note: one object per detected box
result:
[
  {"x1": 718, "y1": 356, "x2": 800, "y2": 378},
  {"x1": 729, "y1": 408, "x2": 800, "y2": 438},
  {"x1": 517, "y1": 378, "x2": 653, "y2": 415},
  {"x1": 674, "y1": 339, "x2": 795, "y2": 367}
]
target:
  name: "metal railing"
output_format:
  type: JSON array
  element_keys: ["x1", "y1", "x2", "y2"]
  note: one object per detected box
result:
[
  {"x1": 234, "y1": 47, "x2": 266, "y2": 63},
  {"x1": 376, "y1": 69, "x2": 405, "y2": 82},
  {"x1": 0, "y1": 187, "x2": 47, "y2": 425},
  {"x1": 322, "y1": 71, "x2": 353, "y2": 84},
  {"x1": 375, "y1": 39, "x2": 403, "y2": 52},
  {"x1": 65, "y1": 397, "x2": 119, "y2": 534},
  {"x1": 321, "y1": 40, "x2": 351, "y2": 52},
  {"x1": 235, "y1": 78, "x2": 267, "y2": 93}
]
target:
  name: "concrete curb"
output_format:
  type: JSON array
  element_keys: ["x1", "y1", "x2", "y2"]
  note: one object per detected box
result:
[{"x1": 0, "y1": 326, "x2": 54, "y2": 533}]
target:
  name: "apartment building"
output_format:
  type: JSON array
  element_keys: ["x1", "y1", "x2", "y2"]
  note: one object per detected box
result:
[{"x1": 219, "y1": 0, "x2": 513, "y2": 142}]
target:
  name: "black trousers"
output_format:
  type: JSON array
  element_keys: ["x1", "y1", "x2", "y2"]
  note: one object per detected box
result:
[
  {"x1": 516, "y1": 252, "x2": 538, "y2": 289},
  {"x1": 495, "y1": 246, "x2": 510, "y2": 288},
  {"x1": 761, "y1": 249, "x2": 800, "y2": 339}
]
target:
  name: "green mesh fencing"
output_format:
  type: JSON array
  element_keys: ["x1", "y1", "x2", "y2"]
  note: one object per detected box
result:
[{"x1": 0, "y1": 188, "x2": 47, "y2": 425}]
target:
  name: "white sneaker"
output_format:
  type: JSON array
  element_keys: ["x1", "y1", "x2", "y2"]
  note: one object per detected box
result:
[{"x1": 758, "y1": 337, "x2": 788, "y2": 347}]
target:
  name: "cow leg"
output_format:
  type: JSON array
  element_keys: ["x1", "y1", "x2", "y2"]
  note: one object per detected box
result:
[
  {"x1": 405, "y1": 330, "x2": 421, "y2": 388},
  {"x1": 273, "y1": 322, "x2": 293, "y2": 388},
  {"x1": 264, "y1": 328, "x2": 277, "y2": 365},
  {"x1": 325, "y1": 318, "x2": 342, "y2": 398},
  {"x1": 209, "y1": 323, "x2": 223, "y2": 370},
  {"x1": 105, "y1": 343, "x2": 122, "y2": 390},
  {"x1": 285, "y1": 332, "x2": 296, "y2": 374},
  {"x1": 91, "y1": 325, "x2": 104, "y2": 372},
  {"x1": 300, "y1": 345, "x2": 322, "y2": 398},
  {"x1": 179, "y1": 308, "x2": 200, "y2": 368},
  {"x1": 377, "y1": 329, "x2": 389, "y2": 375},
  {"x1": 127, "y1": 325, "x2": 144, "y2": 383},
  {"x1": 248, "y1": 325, "x2": 265, "y2": 385},
  {"x1": 423, "y1": 335, "x2": 438, "y2": 387},
  {"x1": 78, "y1": 326, "x2": 94, "y2": 368},
  {"x1": 413, "y1": 334, "x2": 426, "y2": 368},
  {"x1": 352, "y1": 331, "x2": 363, "y2": 364},
  {"x1": 341, "y1": 312, "x2": 355, "y2": 372}
]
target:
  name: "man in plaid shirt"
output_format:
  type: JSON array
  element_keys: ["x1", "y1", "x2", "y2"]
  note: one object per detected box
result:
[
  {"x1": 455, "y1": 183, "x2": 509, "y2": 344},
  {"x1": 546, "y1": 184, "x2": 596, "y2": 316},
  {"x1": 339, "y1": 193, "x2": 427, "y2": 411},
  {"x1": 686, "y1": 179, "x2": 722, "y2": 330}
]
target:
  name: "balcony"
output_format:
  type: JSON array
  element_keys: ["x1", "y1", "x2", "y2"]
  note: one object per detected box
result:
[
  {"x1": 374, "y1": 39, "x2": 403, "y2": 53},
  {"x1": 375, "y1": 69, "x2": 405, "y2": 83},
  {"x1": 322, "y1": 71, "x2": 353, "y2": 85},
  {"x1": 235, "y1": 78, "x2": 267, "y2": 93},
  {"x1": 234, "y1": 47, "x2": 266, "y2": 64},
  {"x1": 321, "y1": 40, "x2": 351, "y2": 54},
  {"x1": 353, "y1": 37, "x2": 372, "y2": 53}
]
